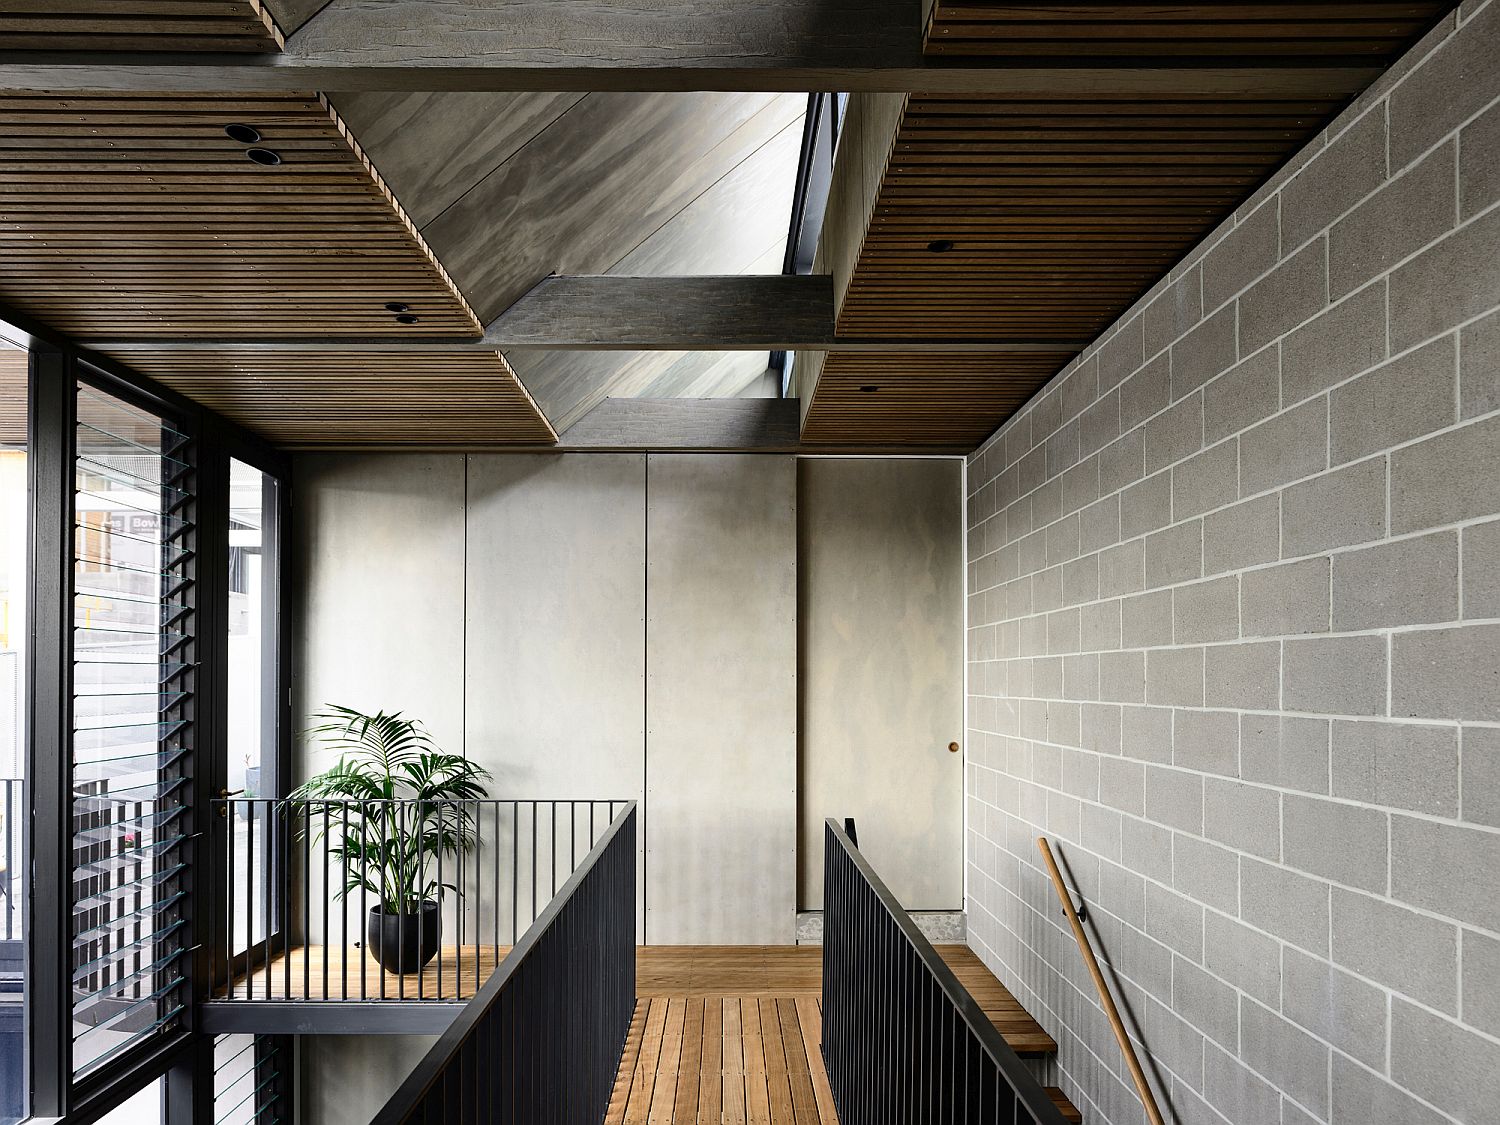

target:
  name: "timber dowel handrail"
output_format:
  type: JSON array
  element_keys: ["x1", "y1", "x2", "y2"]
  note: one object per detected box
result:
[{"x1": 1038, "y1": 836, "x2": 1167, "y2": 1125}]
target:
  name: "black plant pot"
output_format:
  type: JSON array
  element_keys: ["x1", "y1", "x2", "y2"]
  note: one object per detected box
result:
[{"x1": 367, "y1": 900, "x2": 440, "y2": 975}]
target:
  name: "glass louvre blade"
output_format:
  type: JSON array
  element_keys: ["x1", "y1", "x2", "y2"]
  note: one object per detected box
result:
[
  {"x1": 71, "y1": 834, "x2": 187, "y2": 885},
  {"x1": 74, "y1": 591, "x2": 192, "y2": 636},
  {"x1": 74, "y1": 714, "x2": 189, "y2": 739},
  {"x1": 74, "y1": 493, "x2": 190, "y2": 540},
  {"x1": 73, "y1": 546, "x2": 193, "y2": 582},
  {"x1": 216, "y1": 1036, "x2": 284, "y2": 1125},
  {"x1": 71, "y1": 750, "x2": 189, "y2": 783},
  {"x1": 71, "y1": 804, "x2": 187, "y2": 846},
  {"x1": 76, "y1": 387, "x2": 190, "y2": 457},
  {"x1": 75, "y1": 455, "x2": 190, "y2": 503},
  {"x1": 72, "y1": 775, "x2": 188, "y2": 804},
  {"x1": 74, "y1": 1003, "x2": 187, "y2": 1076},
  {"x1": 73, "y1": 863, "x2": 189, "y2": 913},
  {"x1": 219, "y1": 1068, "x2": 280, "y2": 1123},
  {"x1": 72, "y1": 891, "x2": 188, "y2": 945},
  {"x1": 72, "y1": 924, "x2": 187, "y2": 985},
  {"x1": 74, "y1": 981, "x2": 185, "y2": 1048},
  {"x1": 71, "y1": 381, "x2": 195, "y2": 1077},
  {"x1": 74, "y1": 660, "x2": 192, "y2": 687}
]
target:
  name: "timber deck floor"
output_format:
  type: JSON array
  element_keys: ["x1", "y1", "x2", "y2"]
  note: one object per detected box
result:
[
  {"x1": 611, "y1": 946, "x2": 1079, "y2": 1125},
  {"x1": 225, "y1": 943, "x2": 1079, "y2": 1122},
  {"x1": 219, "y1": 944, "x2": 511, "y2": 1001}
]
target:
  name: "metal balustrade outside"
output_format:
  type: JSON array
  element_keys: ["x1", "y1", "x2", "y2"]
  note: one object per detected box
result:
[
  {"x1": 822, "y1": 818, "x2": 1072, "y2": 1125},
  {"x1": 215, "y1": 797, "x2": 628, "y2": 1004},
  {"x1": 1, "y1": 778, "x2": 18, "y2": 942}
]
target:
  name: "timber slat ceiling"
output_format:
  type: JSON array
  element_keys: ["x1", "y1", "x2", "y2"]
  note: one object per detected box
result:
[
  {"x1": 835, "y1": 91, "x2": 1343, "y2": 343},
  {"x1": 803, "y1": 1, "x2": 1449, "y2": 446},
  {"x1": 801, "y1": 352, "x2": 1074, "y2": 445},
  {"x1": 0, "y1": 0, "x2": 285, "y2": 52},
  {"x1": 101, "y1": 348, "x2": 559, "y2": 447},
  {"x1": 0, "y1": 92, "x2": 481, "y2": 339}
]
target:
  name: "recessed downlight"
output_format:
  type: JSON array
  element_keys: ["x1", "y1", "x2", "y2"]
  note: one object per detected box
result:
[
  {"x1": 927, "y1": 239, "x2": 954, "y2": 253},
  {"x1": 384, "y1": 302, "x2": 411, "y2": 313},
  {"x1": 859, "y1": 385, "x2": 880, "y2": 393},
  {"x1": 245, "y1": 147, "x2": 282, "y2": 167},
  {"x1": 394, "y1": 313, "x2": 420, "y2": 325},
  {"x1": 224, "y1": 123, "x2": 261, "y2": 144}
]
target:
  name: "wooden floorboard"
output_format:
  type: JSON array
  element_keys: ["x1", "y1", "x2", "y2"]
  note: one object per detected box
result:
[
  {"x1": 635, "y1": 945, "x2": 1056, "y2": 1055},
  {"x1": 613, "y1": 945, "x2": 1077, "y2": 1123},
  {"x1": 227, "y1": 942, "x2": 1079, "y2": 1121},
  {"x1": 220, "y1": 944, "x2": 510, "y2": 1001}
]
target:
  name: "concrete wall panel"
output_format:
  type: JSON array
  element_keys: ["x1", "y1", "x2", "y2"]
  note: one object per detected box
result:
[{"x1": 644, "y1": 454, "x2": 798, "y2": 944}]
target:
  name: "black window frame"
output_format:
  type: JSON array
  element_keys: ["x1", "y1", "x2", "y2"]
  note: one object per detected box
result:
[{"x1": 9, "y1": 300, "x2": 291, "y2": 1125}]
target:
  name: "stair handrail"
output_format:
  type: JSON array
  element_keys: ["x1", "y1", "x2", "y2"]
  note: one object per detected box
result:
[{"x1": 1038, "y1": 836, "x2": 1166, "y2": 1125}]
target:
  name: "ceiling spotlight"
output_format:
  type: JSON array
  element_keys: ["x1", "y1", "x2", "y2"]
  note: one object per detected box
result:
[
  {"x1": 384, "y1": 302, "x2": 411, "y2": 313},
  {"x1": 246, "y1": 147, "x2": 282, "y2": 166},
  {"x1": 224, "y1": 123, "x2": 261, "y2": 144},
  {"x1": 927, "y1": 239, "x2": 954, "y2": 253},
  {"x1": 859, "y1": 385, "x2": 880, "y2": 393},
  {"x1": 394, "y1": 313, "x2": 420, "y2": 325}
]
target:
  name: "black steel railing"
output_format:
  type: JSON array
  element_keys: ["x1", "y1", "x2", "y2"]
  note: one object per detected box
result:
[
  {"x1": 371, "y1": 803, "x2": 636, "y2": 1124},
  {"x1": 1, "y1": 778, "x2": 18, "y2": 941},
  {"x1": 215, "y1": 797, "x2": 629, "y2": 1002},
  {"x1": 822, "y1": 818, "x2": 1071, "y2": 1125}
]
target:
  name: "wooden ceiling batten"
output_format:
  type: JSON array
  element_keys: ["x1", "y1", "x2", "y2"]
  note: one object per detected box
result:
[
  {"x1": 98, "y1": 347, "x2": 559, "y2": 447},
  {"x1": 798, "y1": 2, "x2": 1449, "y2": 448},
  {"x1": 800, "y1": 352, "x2": 1074, "y2": 447},
  {"x1": 0, "y1": 91, "x2": 482, "y2": 340},
  {"x1": 0, "y1": 0, "x2": 286, "y2": 52},
  {"x1": 835, "y1": 91, "x2": 1344, "y2": 343}
]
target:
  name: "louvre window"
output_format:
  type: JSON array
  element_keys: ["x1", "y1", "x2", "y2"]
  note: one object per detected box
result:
[{"x1": 71, "y1": 383, "x2": 193, "y2": 1076}]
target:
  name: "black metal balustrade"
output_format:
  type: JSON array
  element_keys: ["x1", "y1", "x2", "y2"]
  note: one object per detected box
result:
[
  {"x1": 214, "y1": 797, "x2": 628, "y2": 1004},
  {"x1": 1, "y1": 778, "x2": 18, "y2": 942},
  {"x1": 822, "y1": 818, "x2": 1072, "y2": 1125},
  {"x1": 371, "y1": 803, "x2": 636, "y2": 1125}
]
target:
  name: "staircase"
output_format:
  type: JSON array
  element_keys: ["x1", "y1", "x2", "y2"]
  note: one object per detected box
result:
[{"x1": 606, "y1": 945, "x2": 1082, "y2": 1123}]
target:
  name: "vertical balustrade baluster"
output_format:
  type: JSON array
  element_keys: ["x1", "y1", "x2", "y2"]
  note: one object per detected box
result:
[
  {"x1": 360, "y1": 798, "x2": 368, "y2": 1002},
  {"x1": 322, "y1": 802, "x2": 330, "y2": 1000},
  {"x1": 492, "y1": 802, "x2": 501, "y2": 964},
  {"x1": 283, "y1": 800, "x2": 291, "y2": 1001},
  {"x1": 303, "y1": 802, "x2": 311, "y2": 999},
  {"x1": 512, "y1": 801, "x2": 519, "y2": 946},
  {"x1": 245, "y1": 801, "x2": 254, "y2": 998},
  {"x1": 225, "y1": 797, "x2": 234, "y2": 999},
  {"x1": 428, "y1": 800, "x2": 436, "y2": 1001},
  {"x1": 341, "y1": 800, "x2": 349, "y2": 1001},
  {"x1": 455, "y1": 801, "x2": 463, "y2": 1000}
]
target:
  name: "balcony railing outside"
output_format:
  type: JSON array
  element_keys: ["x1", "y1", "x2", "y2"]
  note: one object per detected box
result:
[
  {"x1": 822, "y1": 818, "x2": 1072, "y2": 1125},
  {"x1": 215, "y1": 797, "x2": 629, "y2": 1003},
  {"x1": 372, "y1": 803, "x2": 636, "y2": 1124},
  {"x1": 1, "y1": 778, "x2": 17, "y2": 941}
]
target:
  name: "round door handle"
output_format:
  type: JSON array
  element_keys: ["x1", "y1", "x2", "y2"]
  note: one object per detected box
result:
[{"x1": 948, "y1": 742, "x2": 960, "y2": 753}]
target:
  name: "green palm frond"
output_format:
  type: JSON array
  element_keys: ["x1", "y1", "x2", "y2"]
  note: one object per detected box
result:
[{"x1": 292, "y1": 705, "x2": 492, "y2": 914}]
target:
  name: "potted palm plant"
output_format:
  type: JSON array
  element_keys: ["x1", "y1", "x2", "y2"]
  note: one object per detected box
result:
[{"x1": 289, "y1": 706, "x2": 491, "y2": 975}]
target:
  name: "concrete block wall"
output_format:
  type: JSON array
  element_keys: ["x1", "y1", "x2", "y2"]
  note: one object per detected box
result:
[{"x1": 963, "y1": 5, "x2": 1500, "y2": 1124}]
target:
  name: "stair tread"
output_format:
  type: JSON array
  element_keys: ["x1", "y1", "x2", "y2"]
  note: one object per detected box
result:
[{"x1": 1046, "y1": 1086, "x2": 1084, "y2": 1124}]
